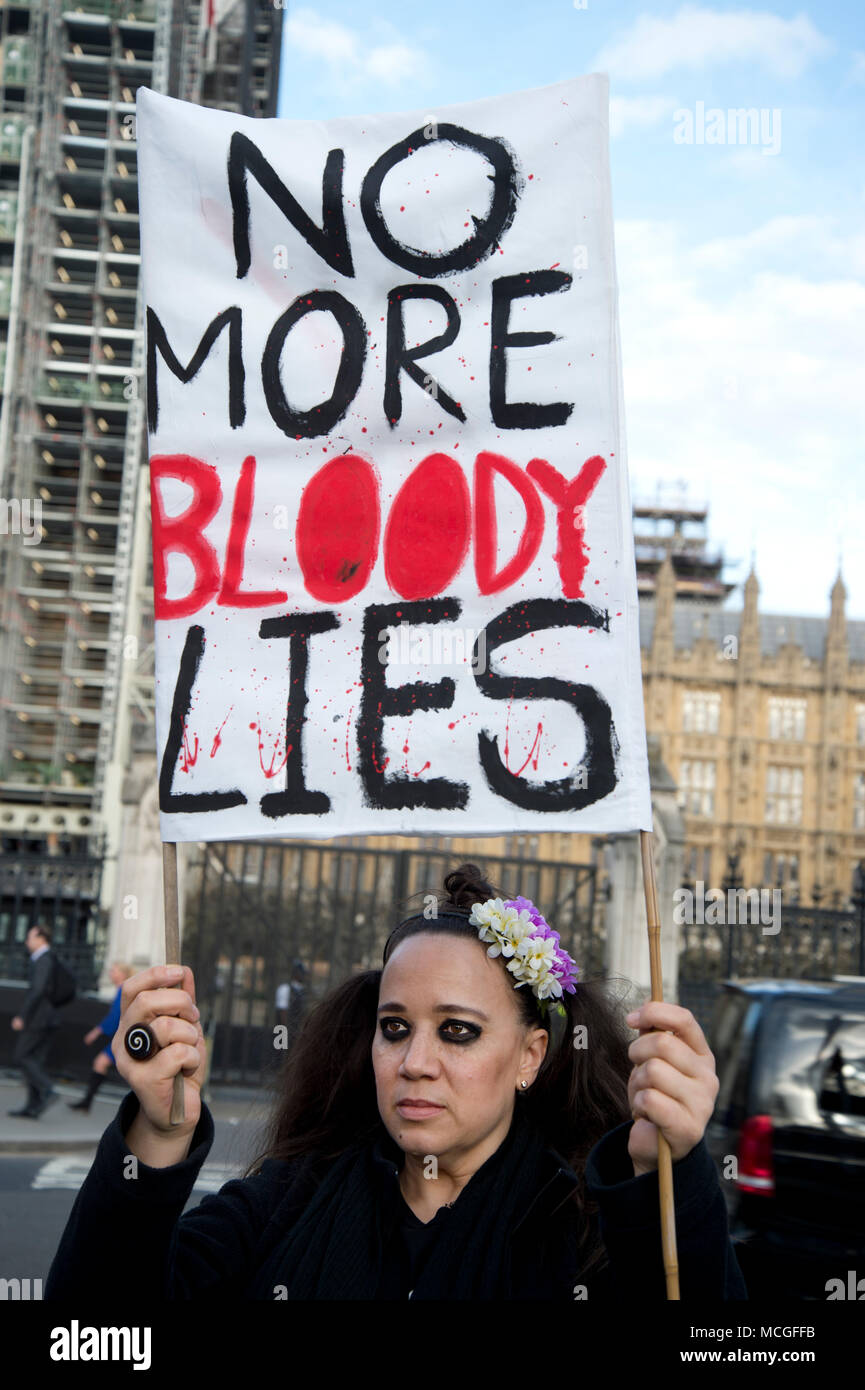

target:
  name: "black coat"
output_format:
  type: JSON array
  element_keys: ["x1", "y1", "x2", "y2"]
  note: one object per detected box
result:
[
  {"x1": 21, "y1": 949, "x2": 59, "y2": 1031},
  {"x1": 45, "y1": 1091, "x2": 748, "y2": 1301}
]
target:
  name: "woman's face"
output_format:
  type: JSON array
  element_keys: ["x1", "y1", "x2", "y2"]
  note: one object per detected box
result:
[{"x1": 372, "y1": 932, "x2": 548, "y2": 1164}]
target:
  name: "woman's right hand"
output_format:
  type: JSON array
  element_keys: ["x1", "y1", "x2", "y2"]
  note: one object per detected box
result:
[{"x1": 112, "y1": 965, "x2": 206, "y2": 1141}]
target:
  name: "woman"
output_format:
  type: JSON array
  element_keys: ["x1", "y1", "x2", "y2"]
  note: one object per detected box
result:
[
  {"x1": 45, "y1": 863, "x2": 746, "y2": 1300},
  {"x1": 68, "y1": 961, "x2": 135, "y2": 1113}
]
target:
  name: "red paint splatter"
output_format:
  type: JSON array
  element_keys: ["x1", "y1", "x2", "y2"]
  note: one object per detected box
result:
[
  {"x1": 345, "y1": 705, "x2": 354, "y2": 772},
  {"x1": 250, "y1": 719, "x2": 290, "y2": 778},
  {"x1": 179, "y1": 724, "x2": 199, "y2": 772},
  {"x1": 503, "y1": 695, "x2": 543, "y2": 776},
  {"x1": 369, "y1": 703, "x2": 389, "y2": 774},
  {"x1": 210, "y1": 707, "x2": 234, "y2": 758}
]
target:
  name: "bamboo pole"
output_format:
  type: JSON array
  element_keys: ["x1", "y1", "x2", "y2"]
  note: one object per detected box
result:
[
  {"x1": 639, "y1": 828, "x2": 680, "y2": 1300},
  {"x1": 162, "y1": 841, "x2": 186, "y2": 1125}
]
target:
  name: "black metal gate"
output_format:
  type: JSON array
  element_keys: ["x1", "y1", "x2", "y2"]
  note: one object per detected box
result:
[
  {"x1": 183, "y1": 842, "x2": 598, "y2": 1085},
  {"x1": 678, "y1": 861, "x2": 865, "y2": 1031},
  {"x1": 0, "y1": 841, "x2": 108, "y2": 990}
]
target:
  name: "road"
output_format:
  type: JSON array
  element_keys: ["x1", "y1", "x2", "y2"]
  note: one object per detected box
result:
[
  {"x1": 0, "y1": 1152, "x2": 246, "y2": 1278},
  {"x1": 0, "y1": 1077, "x2": 276, "y2": 1288}
]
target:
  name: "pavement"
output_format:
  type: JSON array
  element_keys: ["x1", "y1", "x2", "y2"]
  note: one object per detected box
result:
[{"x1": 0, "y1": 1070, "x2": 276, "y2": 1157}]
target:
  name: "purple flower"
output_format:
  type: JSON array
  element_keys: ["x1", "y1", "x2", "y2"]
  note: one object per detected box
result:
[
  {"x1": 505, "y1": 896, "x2": 551, "y2": 936},
  {"x1": 504, "y1": 895, "x2": 579, "y2": 993}
]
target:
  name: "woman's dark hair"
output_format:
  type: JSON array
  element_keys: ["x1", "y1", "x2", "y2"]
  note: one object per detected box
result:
[{"x1": 244, "y1": 861, "x2": 634, "y2": 1276}]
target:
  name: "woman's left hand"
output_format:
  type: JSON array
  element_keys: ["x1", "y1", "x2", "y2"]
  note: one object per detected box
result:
[{"x1": 624, "y1": 1001, "x2": 720, "y2": 1176}]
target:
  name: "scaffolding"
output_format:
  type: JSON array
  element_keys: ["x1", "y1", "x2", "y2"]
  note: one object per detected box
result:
[{"x1": 0, "y1": 0, "x2": 283, "y2": 862}]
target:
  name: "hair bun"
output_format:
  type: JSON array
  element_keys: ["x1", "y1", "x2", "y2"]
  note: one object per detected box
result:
[{"x1": 442, "y1": 862, "x2": 498, "y2": 910}]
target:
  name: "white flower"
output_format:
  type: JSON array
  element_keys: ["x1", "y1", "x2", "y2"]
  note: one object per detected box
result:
[
  {"x1": 479, "y1": 926, "x2": 513, "y2": 959},
  {"x1": 470, "y1": 900, "x2": 528, "y2": 959},
  {"x1": 470, "y1": 901, "x2": 565, "y2": 1006},
  {"x1": 469, "y1": 899, "x2": 504, "y2": 928},
  {"x1": 536, "y1": 973, "x2": 564, "y2": 1001},
  {"x1": 468, "y1": 893, "x2": 578, "y2": 1012},
  {"x1": 506, "y1": 935, "x2": 555, "y2": 992}
]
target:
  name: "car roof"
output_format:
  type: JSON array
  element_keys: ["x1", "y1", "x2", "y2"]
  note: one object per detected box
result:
[{"x1": 718, "y1": 977, "x2": 865, "y2": 1005}]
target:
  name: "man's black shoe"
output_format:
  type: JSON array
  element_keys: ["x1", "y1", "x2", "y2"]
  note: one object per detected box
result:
[
  {"x1": 7, "y1": 1106, "x2": 40, "y2": 1118},
  {"x1": 33, "y1": 1090, "x2": 59, "y2": 1117}
]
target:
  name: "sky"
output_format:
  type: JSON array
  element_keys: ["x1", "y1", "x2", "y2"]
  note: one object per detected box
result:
[{"x1": 275, "y1": 1, "x2": 865, "y2": 620}]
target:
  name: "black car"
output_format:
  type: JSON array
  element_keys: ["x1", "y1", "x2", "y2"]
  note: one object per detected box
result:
[{"x1": 704, "y1": 977, "x2": 865, "y2": 1300}]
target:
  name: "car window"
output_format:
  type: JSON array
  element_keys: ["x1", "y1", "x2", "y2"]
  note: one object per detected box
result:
[
  {"x1": 817, "y1": 1022, "x2": 865, "y2": 1117},
  {"x1": 754, "y1": 1000, "x2": 865, "y2": 1121}
]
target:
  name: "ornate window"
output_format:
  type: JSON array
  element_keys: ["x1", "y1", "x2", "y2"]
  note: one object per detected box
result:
[
  {"x1": 682, "y1": 689, "x2": 721, "y2": 734},
  {"x1": 765, "y1": 765, "x2": 803, "y2": 824},
  {"x1": 768, "y1": 697, "x2": 806, "y2": 741},
  {"x1": 678, "y1": 760, "x2": 715, "y2": 817}
]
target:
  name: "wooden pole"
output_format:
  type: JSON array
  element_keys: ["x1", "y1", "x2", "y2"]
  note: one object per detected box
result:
[
  {"x1": 639, "y1": 828, "x2": 680, "y2": 1300},
  {"x1": 162, "y1": 841, "x2": 186, "y2": 1125}
]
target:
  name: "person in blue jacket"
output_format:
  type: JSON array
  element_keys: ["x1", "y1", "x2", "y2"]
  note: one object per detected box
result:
[
  {"x1": 68, "y1": 962, "x2": 134, "y2": 1112},
  {"x1": 46, "y1": 863, "x2": 747, "y2": 1300}
]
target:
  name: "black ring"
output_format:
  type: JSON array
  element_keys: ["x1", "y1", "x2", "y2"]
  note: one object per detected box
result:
[{"x1": 124, "y1": 1024, "x2": 156, "y2": 1061}]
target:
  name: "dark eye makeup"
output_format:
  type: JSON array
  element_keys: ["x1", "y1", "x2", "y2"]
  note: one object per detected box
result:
[{"x1": 379, "y1": 1018, "x2": 481, "y2": 1043}]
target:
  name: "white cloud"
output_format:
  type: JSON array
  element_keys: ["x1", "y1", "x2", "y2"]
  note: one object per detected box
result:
[
  {"x1": 613, "y1": 218, "x2": 865, "y2": 615},
  {"x1": 593, "y1": 5, "x2": 834, "y2": 82},
  {"x1": 285, "y1": 8, "x2": 431, "y2": 88},
  {"x1": 692, "y1": 215, "x2": 865, "y2": 277},
  {"x1": 719, "y1": 145, "x2": 785, "y2": 178},
  {"x1": 365, "y1": 43, "x2": 429, "y2": 85},
  {"x1": 610, "y1": 95, "x2": 680, "y2": 138}
]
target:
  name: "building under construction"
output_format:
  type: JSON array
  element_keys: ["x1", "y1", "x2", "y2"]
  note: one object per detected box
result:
[
  {"x1": 0, "y1": 0, "x2": 283, "y2": 985},
  {"x1": 632, "y1": 481, "x2": 737, "y2": 604}
]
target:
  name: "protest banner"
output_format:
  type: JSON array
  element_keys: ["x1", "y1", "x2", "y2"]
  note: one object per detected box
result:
[
  {"x1": 136, "y1": 74, "x2": 652, "y2": 844},
  {"x1": 137, "y1": 74, "x2": 677, "y2": 1294}
]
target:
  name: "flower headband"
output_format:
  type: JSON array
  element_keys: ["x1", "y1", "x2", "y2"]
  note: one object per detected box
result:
[{"x1": 468, "y1": 894, "x2": 579, "y2": 1025}]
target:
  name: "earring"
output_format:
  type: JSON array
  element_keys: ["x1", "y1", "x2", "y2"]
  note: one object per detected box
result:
[{"x1": 520, "y1": 1080, "x2": 528, "y2": 1089}]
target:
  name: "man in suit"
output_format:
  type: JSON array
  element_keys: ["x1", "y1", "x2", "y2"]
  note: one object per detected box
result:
[
  {"x1": 275, "y1": 960, "x2": 308, "y2": 1050},
  {"x1": 8, "y1": 923, "x2": 61, "y2": 1119}
]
